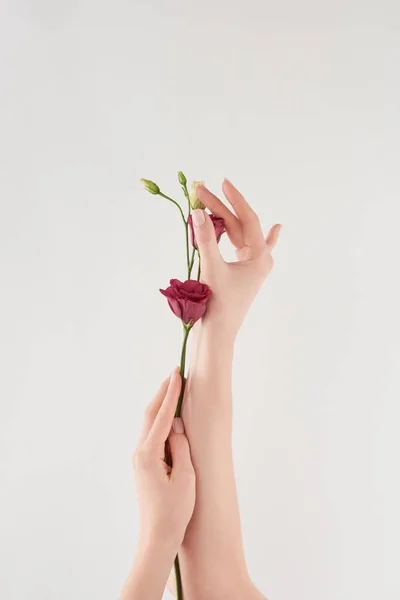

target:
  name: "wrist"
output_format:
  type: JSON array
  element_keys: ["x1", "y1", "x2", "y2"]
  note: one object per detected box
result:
[
  {"x1": 133, "y1": 536, "x2": 178, "y2": 580},
  {"x1": 194, "y1": 317, "x2": 237, "y2": 349},
  {"x1": 138, "y1": 523, "x2": 185, "y2": 555},
  {"x1": 122, "y1": 534, "x2": 179, "y2": 600},
  {"x1": 137, "y1": 530, "x2": 182, "y2": 560}
]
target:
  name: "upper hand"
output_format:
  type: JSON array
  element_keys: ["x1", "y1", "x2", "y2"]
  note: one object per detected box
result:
[
  {"x1": 133, "y1": 369, "x2": 196, "y2": 549},
  {"x1": 193, "y1": 178, "x2": 281, "y2": 338}
]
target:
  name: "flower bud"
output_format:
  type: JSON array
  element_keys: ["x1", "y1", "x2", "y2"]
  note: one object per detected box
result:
[
  {"x1": 189, "y1": 181, "x2": 205, "y2": 210},
  {"x1": 188, "y1": 213, "x2": 225, "y2": 249},
  {"x1": 140, "y1": 178, "x2": 160, "y2": 195},
  {"x1": 178, "y1": 171, "x2": 187, "y2": 186}
]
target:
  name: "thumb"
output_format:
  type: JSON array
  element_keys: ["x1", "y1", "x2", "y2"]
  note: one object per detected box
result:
[
  {"x1": 192, "y1": 209, "x2": 223, "y2": 270},
  {"x1": 168, "y1": 419, "x2": 195, "y2": 478}
]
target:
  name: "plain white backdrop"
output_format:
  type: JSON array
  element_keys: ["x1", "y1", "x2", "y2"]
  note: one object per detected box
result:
[{"x1": 1, "y1": 1, "x2": 400, "y2": 599}]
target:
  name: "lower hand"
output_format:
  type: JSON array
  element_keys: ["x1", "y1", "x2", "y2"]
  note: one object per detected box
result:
[{"x1": 133, "y1": 369, "x2": 196, "y2": 550}]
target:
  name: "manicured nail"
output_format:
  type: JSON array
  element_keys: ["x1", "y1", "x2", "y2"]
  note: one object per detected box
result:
[
  {"x1": 173, "y1": 417, "x2": 185, "y2": 434},
  {"x1": 192, "y1": 209, "x2": 205, "y2": 227}
]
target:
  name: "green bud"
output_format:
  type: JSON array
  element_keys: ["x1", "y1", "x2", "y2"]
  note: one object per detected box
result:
[
  {"x1": 192, "y1": 198, "x2": 206, "y2": 210},
  {"x1": 140, "y1": 178, "x2": 160, "y2": 195},
  {"x1": 178, "y1": 171, "x2": 187, "y2": 186},
  {"x1": 189, "y1": 181, "x2": 206, "y2": 210}
]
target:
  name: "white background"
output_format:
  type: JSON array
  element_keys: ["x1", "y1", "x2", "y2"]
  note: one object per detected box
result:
[{"x1": 1, "y1": 2, "x2": 400, "y2": 599}]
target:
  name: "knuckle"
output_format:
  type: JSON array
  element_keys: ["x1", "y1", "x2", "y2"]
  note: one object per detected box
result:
[
  {"x1": 179, "y1": 463, "x2": 196, "y2": 481},
  {"x1": 251, "y1": 211, "x2": 260, "y2": 225},
  {"x1": 197, "y1": 231, "x2": 213, "y2": 246},
  {"x1": 132, "y1": 446, "x2": 152, "y2": 471},
  {"x1": 156, "y1": 409, "x2": 170, "y2": 429},
  {"x1": 243, "y1": 210, "x2": 259, "y2": 225},
  {"x1": 132, "y1": 448, "x2": 141, "y2": 469},
  {"x1": 258, "y1": 252, "x2": 273, "y2": 277},
  {"x1": 144, "y1": 404, "x2": 154, "y2": 420}
]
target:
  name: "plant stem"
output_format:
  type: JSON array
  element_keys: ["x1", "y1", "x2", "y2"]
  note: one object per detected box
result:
[
  {"x1": 173, "y1": 322, "x2": 193, "y2": 600},
  {"x1": 174, "y1": 555, "x2": 183, "y2": 600},
  {"x1": 182, "y1": 183, "x2": 191, "y2": 215},
  {"x1": 196, "y1": 251, "x2": 201, "y2": 281},
  {"x1": 188, "y1": 247, "x2": 196, "y2": 278},
  {"x1": 181, "y1": 181, "x2": 192, "y2": 277},
  {"x1": 159, "y1": 192, "x2": 190, "y2": 275},
  {"x1": 158, "y1": 192, "x2": 186, "y2": 224},
  {"x1": 175, "y1": 323, "x2": 192, "y2": 417},
  {"x1": 184, "y1": 222, "x2": 190, "y2": 278}
]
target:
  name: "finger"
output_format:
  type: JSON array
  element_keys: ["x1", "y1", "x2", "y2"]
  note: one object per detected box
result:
[
  {"x1": 147, "y1": 368, "x2": 182, "y2": 446},
  {"x1": 191, "y1": 210, "x2": 224, "y2": 269},
  {"x1": 167, "y1": 568, "x2": 176, "y2": 596},
  {"x1": 196, "y1": 185, "x2": 243, "y2": 249},
  {"x1": 138, "y1": 377, "x2": 170, "y2": 443},
  {"x1": 168, "y1": 420, "x2": 195, "y2": 478},
  {"x1": 265, "y1": 223, "x2": 282, "y2": 251},
  {"x1": 222, "y1": 178, "x2": 265, "y2": 248}
]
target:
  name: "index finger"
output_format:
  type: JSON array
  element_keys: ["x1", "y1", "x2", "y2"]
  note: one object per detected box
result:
[
  {"x1": 146, "y1": 368, "x2": 182, "y2": 447},
  {"x1": 138, "y1": 377, "x2": 170, "y2": 443},
  {"x1": 196, "y1": 184, "x2": 243, "y2": 249},
  {"x1": 222, "y1": 178, "x2": 265, "y2": 248}
]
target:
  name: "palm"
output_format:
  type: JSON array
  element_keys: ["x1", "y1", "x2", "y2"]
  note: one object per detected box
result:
[{"x1": 228, "y1": 249, "x2": 273, "y2": 281}]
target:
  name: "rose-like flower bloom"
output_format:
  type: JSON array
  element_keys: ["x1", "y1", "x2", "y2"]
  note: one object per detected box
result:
[
  {"x1": 189, "y1": 181, "x2": 206, "y2": 210},
  {"x1": 188, "y1": 213, "x2": 226, "y2": 249},
  {"x1": 140, "y1": 178, "x2": 160, "y2": 195},
  {"x1": 160, "y1": 279, "x2": 212, "y2": 325}
]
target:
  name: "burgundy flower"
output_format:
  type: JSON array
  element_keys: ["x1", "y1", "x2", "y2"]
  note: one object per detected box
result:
[
  {"x1": 188, "y1": 213, "x2": 226, "y2": 249},
  {"x1": 160, "y1": 279, "x2": 212, "y2": 325}
]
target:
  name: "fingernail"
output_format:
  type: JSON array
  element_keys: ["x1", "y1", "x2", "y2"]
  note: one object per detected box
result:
[
  {"x1": 223, "y1": 177, "x2": 232, "y2": 185},
  {"x1": 173, "y1": 417, "x2": 185, "y2": 434},
  {"x1": 192, "y1": 209, "x2": 205, "y2": 227}
]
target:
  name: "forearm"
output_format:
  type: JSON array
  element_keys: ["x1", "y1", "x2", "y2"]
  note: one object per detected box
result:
[
  {"x1": 119, "y1": 538, "x2": 178, "y2": 600},
  {"x1": 179, "y1": 320, "x2": 253, "y2": 597}
]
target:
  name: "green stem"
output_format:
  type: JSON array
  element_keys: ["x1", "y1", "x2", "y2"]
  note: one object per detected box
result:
[
  {"x1": 173, "y1": 322, "x2": 193, "y2": 600},
  {"x1": 184, "y1": 222, "x2": 190, "y2": 278},
  {"x1": 185, "y1": 184, "x2": 192, "y2": 277},
  {"x1": 159, "y1": 192, "x2": 190, "y2": 277},
  {"x1": 175, "y1": 323, "x2": 192, "y2": 417},
  {"x1": 174, "y1": 555, "x2": 183, "y2": 600},
  {"x1": 196, "y1": 251, "x2": 201, "y2": 281},
  {"x1": 188, "y1": 247, "x2": 196, "y2": 278},
  {"x1": 181, "y1": 183, "x2": 191, "y2": 216},
  {"x1": 158, "y1": 192, "x2": 186, "y2": 224}
]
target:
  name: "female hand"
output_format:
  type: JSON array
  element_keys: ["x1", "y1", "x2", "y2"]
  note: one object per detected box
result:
[
  {"x1": 192, "y1": 178, "x2": 281, "y2": 339},
  {"x1": 133, "y1": 368, "x2": 196, "y2": 549}
]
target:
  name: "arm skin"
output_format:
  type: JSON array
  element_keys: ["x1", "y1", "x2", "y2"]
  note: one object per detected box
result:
[
  {"x1": 175, "y1": 180, "x2": 281, "y2": 599},
  {"x1": 120, "y1": 537, "x2": 181, "y2": 600},
  {"x1": 180, "y1": 323, "x2": 255, "y2": 599}
]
